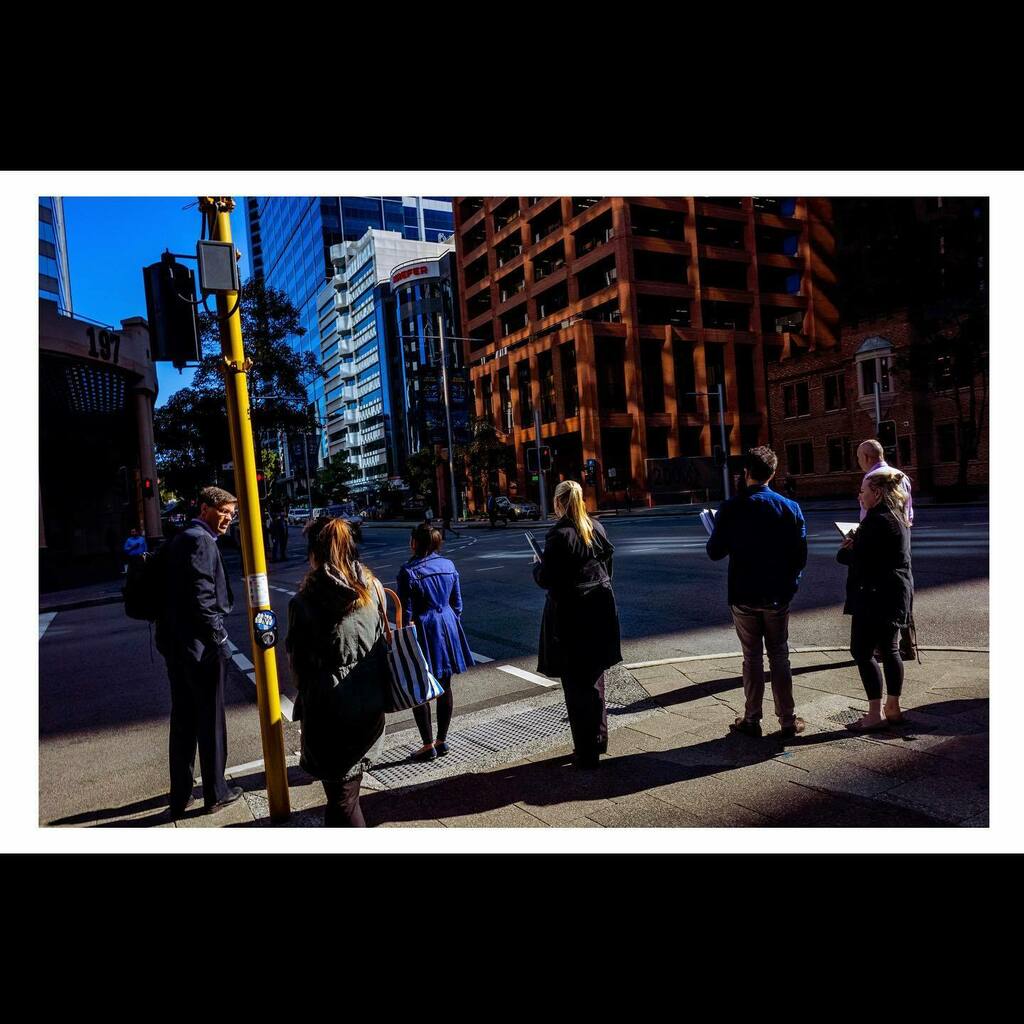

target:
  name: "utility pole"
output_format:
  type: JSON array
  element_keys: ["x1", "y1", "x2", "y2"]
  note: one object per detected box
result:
[
  {"x1": 717, "y1": 382, "x2": 730, "y2": 501},
  {"x1": 198, "y1": 196, "x2": 290, "y2": 823},
  {"x1": 437, "y1": 314, "x2": 460, "y2": 523},
  {"x1": 533, "y1": 407, "x2": 548, "y2": 520}
]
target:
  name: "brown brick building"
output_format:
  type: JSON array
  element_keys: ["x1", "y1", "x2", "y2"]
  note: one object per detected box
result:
[
  {"x1": 452, "y1": 197, "x2": 838, "y2": 510},
  {"x1": 767, "y1": 197, "x2": 988, "y2": 499}
]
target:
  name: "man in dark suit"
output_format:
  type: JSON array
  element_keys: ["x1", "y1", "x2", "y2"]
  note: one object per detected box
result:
[{"x1": 155, "y1": 486, "x2": 243, "y2": 817}]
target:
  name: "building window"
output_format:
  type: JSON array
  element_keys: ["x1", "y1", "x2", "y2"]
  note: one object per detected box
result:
[
  {"x1": 560, "y1": 342, "x2": 579, "y2": 418},
  {"x1": 538, "y1": 350, "x2": 557, "y2": 423},
  {"x1": 859, "y1": 354, "x2": 891, "y2": 396},
  {"x1": 936, "y1": 423, "x2": 957, "y2": 463},
  {"x1": 898, "y1": 435, "x2": 912, "y2": 466},
  {"x1": 823, "y1": 372, "x2": 846, "y2": 411},
  {"x1": 786, "y1": 440, "x2": 815, "y2": 475},
  {"x1": 783, "y1": 380, "x2": 810, "y2": 418},
  {"x1": 517, "y1": 359, "x2": 533, "y2": 427},
  {"x1": 827, "y1": 436, "x2": 851, "y2": 472}
]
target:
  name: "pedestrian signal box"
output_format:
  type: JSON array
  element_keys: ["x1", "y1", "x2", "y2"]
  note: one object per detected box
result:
[
  {"x1": 877, "y1": 420, "x2": 898, "y2": 463},
  {"x1": 527, "y1": 446, "x2": 552, "y2": 473},
  {"x1": 143, "y1": 253, "x2": 201, "y2": 369},
  {"x1": 584, "y1": 458, "x2": 598, "y2": 485}
]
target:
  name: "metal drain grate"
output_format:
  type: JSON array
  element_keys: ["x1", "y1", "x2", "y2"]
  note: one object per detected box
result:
[
  {"x1": 367, "y1": 698, "x2": 627, "y2": 787},
  {"x1": 826, "y1": 708, "x2": 869, "y2": 726}
]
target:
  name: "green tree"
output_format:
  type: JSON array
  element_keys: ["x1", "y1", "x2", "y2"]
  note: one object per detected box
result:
[
  {"x1": 154, "y1": 281, "x2": 323, "y2": 503},
  {"x1": 906, "y1": 295, "x2": 988, "y2": 493},
  {"x1": 405, "y1": 447, "x2": 440, "y2": 501},
  {"x1": 316, "y1": 457, "x2": 359, "y2": 502},
  {"x1": 454, "y1": 416, "x2": 516, "y2": 498}
]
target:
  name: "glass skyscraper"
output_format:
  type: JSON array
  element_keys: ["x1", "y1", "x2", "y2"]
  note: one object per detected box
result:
[
  {"x1": 243, "y1": 196, "x2": 454, "y2": 477},
  {"x1": 39, "y1": 196, "x2": 72, "y2": 314}
]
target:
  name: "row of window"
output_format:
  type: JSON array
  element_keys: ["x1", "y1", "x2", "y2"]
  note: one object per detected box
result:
[
  {"x1": 785, "y1": 423, "x2": 970, "y2": 477},
  {"x1": 781, "y1": 358, "x2": 891, "y2": 420}
]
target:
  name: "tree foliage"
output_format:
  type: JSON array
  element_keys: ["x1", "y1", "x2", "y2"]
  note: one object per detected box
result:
[
  {"x1": 154, "y1": 280, "x2": 323, "y2": 504},
  {"x1": 906, "y1": 294, "x2": 988, "y2": 491},
  {"x1": 454, "y1": 416, "x2": 516, "y2": 494}
]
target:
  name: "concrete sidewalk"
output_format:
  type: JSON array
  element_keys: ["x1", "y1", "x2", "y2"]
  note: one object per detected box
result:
[{"x1": 84, "y1": 647, "x2": 987, "y2": 829}]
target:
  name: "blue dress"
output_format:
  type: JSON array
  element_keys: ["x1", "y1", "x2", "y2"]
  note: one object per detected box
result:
[{"x1": 396, "y1": 553, "x2": 475, "y2": 679}]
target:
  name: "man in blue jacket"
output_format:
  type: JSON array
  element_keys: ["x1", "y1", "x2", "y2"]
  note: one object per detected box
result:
[
  {"x1": 706, "y1": 447, "x2": 808, "y2": 738},
  {"x1": 155, "y1": 485, "x2": 243, "y2": 817}
]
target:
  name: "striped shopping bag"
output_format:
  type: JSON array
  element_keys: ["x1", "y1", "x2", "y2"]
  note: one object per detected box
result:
[{"x1": 374, "y1": 580, "x2": 444, "y2": 713}]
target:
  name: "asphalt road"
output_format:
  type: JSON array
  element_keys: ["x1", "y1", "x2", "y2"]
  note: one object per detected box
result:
[{"x1": 37, "y1": 504, "x2": 987, "y2": 825}]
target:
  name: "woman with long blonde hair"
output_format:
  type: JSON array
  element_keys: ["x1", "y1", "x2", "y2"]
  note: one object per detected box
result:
[
  {"x1": 285, "y1": 517, "x2": 389, "y2": 825},
  {"x1": 533, "y1": 479, "x2": 622, "y2": 767},
  {"x1": 837, "y1": 468, "x2": 914, "y2": 731}
]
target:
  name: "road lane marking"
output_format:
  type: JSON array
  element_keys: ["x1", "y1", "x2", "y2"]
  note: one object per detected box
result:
[
  {"x1": 232, "y1": 653, "x2": 254, "y2": 671},
  {"x1": 241, "y1": 670, "x2": 293, "y2": 721},
  {"x1": 475, "y1": 566, "x2": 504, "y2": 571},
  {"x1": 497, "y1": 665, "x2": 558, "y2": 687},
  {"x1": 39, "y1": 613, "x2": 57, "y2": 639},
  {"x1": 470, "y1": 651, "x2": 494, "y2": 663}
]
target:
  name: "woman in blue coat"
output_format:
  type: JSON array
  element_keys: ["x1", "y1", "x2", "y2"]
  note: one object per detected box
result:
[{"x1": 397, "y1": 523, "x2": 475, "y2": 760}]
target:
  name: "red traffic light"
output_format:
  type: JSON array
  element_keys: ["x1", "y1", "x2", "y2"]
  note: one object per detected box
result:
[
  {"x1": 142, "y1": 477, "x2": 154, "y2": 498},
  {"x1": 256, "y1": 471, "x2": 265, "y2": 482}
]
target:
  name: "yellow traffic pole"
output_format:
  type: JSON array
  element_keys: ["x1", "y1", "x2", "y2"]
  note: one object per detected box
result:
[{"x1": 199, "y1": 196, "x2": 290, "y2": 822}]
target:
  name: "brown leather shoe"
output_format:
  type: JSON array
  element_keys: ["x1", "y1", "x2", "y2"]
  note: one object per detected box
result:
[{"x1": 779, "y1": 718, "x2": 807, "y2": 738}]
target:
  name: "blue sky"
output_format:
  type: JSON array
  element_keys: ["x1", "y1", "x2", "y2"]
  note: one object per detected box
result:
[{"x1": 63, "y1": 197, "x2": 251, "y2": 406}]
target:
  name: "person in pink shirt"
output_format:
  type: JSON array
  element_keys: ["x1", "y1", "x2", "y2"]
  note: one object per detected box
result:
[{"x1": 857, "y1": 440, "x2": 913, "y2": 526}]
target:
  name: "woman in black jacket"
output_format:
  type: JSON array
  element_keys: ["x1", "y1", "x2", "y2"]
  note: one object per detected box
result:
[
  {"x1": 837, "y1": 468, "x2": 914, "y2": 732},
  {"x1": 533, "y1": 480, "x2": 622, "y2": 767}
]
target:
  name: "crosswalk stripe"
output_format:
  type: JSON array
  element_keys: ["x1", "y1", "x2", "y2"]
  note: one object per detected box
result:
[
  {"x1": 497, "y1": 664, "x2": 558, "y2": 688},
  {"x1": 39, "y1": 613, "x2": 57, "y2": 640},
  {"x1": 471, "y1": 651, "x2": 494, "y2": 663}
]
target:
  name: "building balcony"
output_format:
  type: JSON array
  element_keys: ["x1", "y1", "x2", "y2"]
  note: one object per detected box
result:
[
  {"x1": 340, "y1": 385, "x2": 356, "y2": 402},
  {"x1": 344, "y1": 408, "x2": 359, "y2": 424}
]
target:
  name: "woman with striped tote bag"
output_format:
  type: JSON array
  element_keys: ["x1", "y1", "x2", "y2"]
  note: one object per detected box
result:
[{"x1": 373, "y1": 579, "x2": 445, "y2": 714}]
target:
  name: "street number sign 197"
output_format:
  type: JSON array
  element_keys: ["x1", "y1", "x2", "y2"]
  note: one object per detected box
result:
[{"x1": 86, "y1": 325, "x2": 120, "y2": 365}]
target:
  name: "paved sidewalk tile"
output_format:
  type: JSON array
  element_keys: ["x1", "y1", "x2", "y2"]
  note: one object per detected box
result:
[
  {"x1": 877, "y1": 773, "x2": 989, "y2": 825},
  {"x1": 440, "y1": 805, "x2": 549, "y2": 828},
  {"x1": 584, "y1": 792, "x2": 704, "y2": 828}
]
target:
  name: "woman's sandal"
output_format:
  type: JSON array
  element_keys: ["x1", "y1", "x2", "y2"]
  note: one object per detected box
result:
[
  {"x1": 434, "y1": 741, "x2": 450, "y2": 757},
  {"x1": 846, "y1": 716, "x2": 891, "y2": 733},
  {"x1": 410, "y1": 744, "x2": 438, "y2": 762}
]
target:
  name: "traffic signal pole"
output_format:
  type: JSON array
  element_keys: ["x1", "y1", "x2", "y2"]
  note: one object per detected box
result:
[{"x1": 199, "y1": 197, "x2": 290, "y2": 823}]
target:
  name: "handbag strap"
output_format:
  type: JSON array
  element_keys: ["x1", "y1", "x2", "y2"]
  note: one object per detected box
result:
[{"x1": 372, "y1": 578, "x2": 393, "y2": 643}]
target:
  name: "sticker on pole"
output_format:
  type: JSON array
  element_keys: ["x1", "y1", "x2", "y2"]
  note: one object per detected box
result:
[
  {"x1": 253, "y1": 609, "x2": 278, "y2": 650},
  {"x1": 246, "y1": 572, "x2": 270, "y2": 608}
]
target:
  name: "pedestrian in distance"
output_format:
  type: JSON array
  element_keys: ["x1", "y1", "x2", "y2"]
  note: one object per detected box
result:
[
  {"x1": 271, "y1": 511, "x2": 288, "y2": 562},
  {"x1": 533, "y1": 479, "x2": 622, "y2": 768},
  {"x1": 424, "y1": 504, "x2": 434, "y2": 525},
  {"x1": 154, "y1": 486, "x2": 243, "y2": 818},
  {"x1": 706, "y1": 446, "x2": 808, "y2": 738},
  {"x1": 286, "y1": 518, "x2": 389, "y2": 826},
  {"x1": 486, "y1": 492, "x2": 498, "y2": 528},
  {"x1": 837, "y1": 468, "x2": 914, "y2": 731},
  {"x1": 123, "y1": 526, "x2": 146, "y2": 572},
  {"x1": 441, "y1": 502, "x2": 458, "y2": 538},
  {"x1": 397, "y1": 523, "x2": 475, "y2": 761},
  {"x1": 858, "y1": 439, "x2": 913, "y2": 526}
]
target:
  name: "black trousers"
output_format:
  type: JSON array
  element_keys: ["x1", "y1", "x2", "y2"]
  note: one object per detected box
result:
[
  {"x1": 165, "y1": 649, "x2": 232, "y2": 810},
  {"x1": 322, "y1": 776, "x2": 366, "y2": 827},
  {"x1": 850, "y1": 614, "x2": 904, "y2": 701},
  {"x1": 561, "y1": 666, "x2": 608, "y2": 759}
]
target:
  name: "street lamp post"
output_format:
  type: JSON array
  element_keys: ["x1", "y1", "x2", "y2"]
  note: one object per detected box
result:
[{"x1": 687, "y1": 384, "x2": 731, "y2": 500}]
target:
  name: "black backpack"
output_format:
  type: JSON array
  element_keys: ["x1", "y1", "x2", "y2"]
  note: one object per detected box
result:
[{"x1": 123, "y1": 543, "x2": 169, "y2": 622}]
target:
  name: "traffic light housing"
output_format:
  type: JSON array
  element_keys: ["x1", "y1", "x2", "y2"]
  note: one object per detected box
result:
[
  {"x1": 256, "y1": 471, "x2": 268, "y2": 499},
  {"x1": 877, "y1": 420, "x2": 898, "y2": 463},
  {"x1": 143, "y1": 252, "x2": 201, "y2": 369},
  {"x1": 526, "y1": 446, "x2": 552, "y2": 473},
  {"x1": 142, "y1": 477, "x2": 155, "y2": 500},
  {"x1": 584, "y1": 458, "x2": 598, "y2": 485}
]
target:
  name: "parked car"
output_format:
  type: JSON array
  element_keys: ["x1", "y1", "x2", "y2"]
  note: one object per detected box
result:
[
  {"x1": 288, "y1": 506, "x2": 311, "y2": 526},
  {"x1": 495, "y1": 496, "x2": 541, "y2": 521},
  {"x1": 401, "y1": 496, "x2": 429, "y2": 520},
  {"x1": 322, "y1": 503, "x2": 363, "y2": 540}
]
